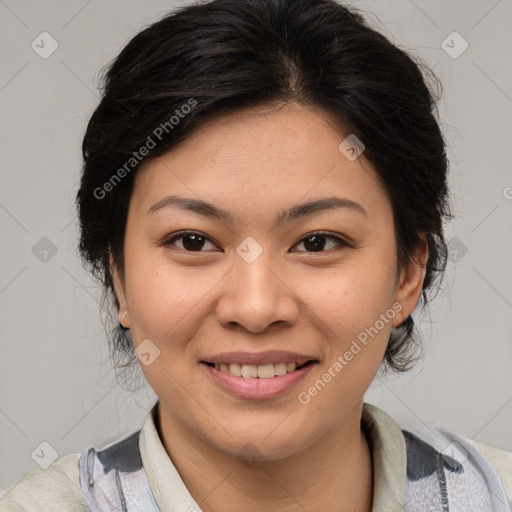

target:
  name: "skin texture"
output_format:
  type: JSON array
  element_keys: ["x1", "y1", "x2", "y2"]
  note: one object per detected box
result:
[{"x1": 112, "y1": 101, "x2": 428, "y2": 511}]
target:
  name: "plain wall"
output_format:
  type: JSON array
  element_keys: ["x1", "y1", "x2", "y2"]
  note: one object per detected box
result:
[{"x1": 1, "y1": 0, "x2": 511, "y2": 489}]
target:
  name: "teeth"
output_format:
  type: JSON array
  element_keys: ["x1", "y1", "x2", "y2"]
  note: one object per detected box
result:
[
  {"x1": 213, "y1": 361, "x2": 300, "y2": 378},
  {"x1": 257, "y1": 364, "x2": 275, "y2": 379},
  {"x1": 240, "y1": 364, "x2": 257, "y2": 378},
  {"x1": 274, "y1": 363, "x2": 287, "y2": 375},
  {"x1": 286, "y1": 362, "x2": 296, "y2": 372},
  {"x1": 228, "y1": 363, "x2": 242, "y2": 377}
]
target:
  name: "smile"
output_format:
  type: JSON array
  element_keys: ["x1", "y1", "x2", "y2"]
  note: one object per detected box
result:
[
  {"x1": 203, "y1": 361, "x2": 315, "y2": 378},
  {"x1": 200, "y1": 360, "x2": 318, "y2": 400}
]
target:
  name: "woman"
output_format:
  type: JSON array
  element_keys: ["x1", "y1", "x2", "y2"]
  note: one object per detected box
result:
[{"x1": 2, "y1": 0, "x2": 511, "y2": 510}]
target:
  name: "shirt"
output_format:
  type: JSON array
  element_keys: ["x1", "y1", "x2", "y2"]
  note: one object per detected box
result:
[{"x1": 1, "y1": 401, "x2": 511, "y2": 511}]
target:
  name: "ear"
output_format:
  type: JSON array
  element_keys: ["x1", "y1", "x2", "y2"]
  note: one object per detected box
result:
[
  {"x1": 392, "y1": 234, "x2": 429, "y2": 328},
  {"x1": 110, "y1": 252, "x2": 130, "y2": 328}
]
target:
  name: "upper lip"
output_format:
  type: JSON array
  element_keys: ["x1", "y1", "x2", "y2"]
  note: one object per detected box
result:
[{"x1": 200, "y1": 350, "x2": 319, "y2": 367}]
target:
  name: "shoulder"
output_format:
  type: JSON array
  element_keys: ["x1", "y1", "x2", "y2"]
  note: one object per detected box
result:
[
  {"x1": 402, "y1": 425, "x2": 512, "y2": 511},
  {"x1": 0, "y1": 453, "x2": 89, "y2": 512},
  {"x1": 468, "y1": 437, "x2": 512, "y2": 505}
]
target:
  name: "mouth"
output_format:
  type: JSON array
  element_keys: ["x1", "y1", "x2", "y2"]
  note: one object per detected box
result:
[
  {"x1": 199, "y1": 354, "x2": 319, "y2": 400},
  {"x1": 200, "y1": 360, "x2": 317, "y2": 378}
]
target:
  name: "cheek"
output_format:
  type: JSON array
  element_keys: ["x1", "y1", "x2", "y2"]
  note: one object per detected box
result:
[
  {"x1": 123, "y1": 253, "x2": 215, "y2": 347},
  {"x1": 123, "y1": 260, "x2": 212, "y2": 404},
  {"x1": 295, "y1": 255, "x2": 397, "y2": 368},
  {"x1": 303, "y1": 256, "x2": 396, "y2": 326}
]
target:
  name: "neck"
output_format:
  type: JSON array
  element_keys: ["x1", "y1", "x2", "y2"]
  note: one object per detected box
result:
[{"x1": 157, "y1": 402, "x2": 373, "y2": 512}]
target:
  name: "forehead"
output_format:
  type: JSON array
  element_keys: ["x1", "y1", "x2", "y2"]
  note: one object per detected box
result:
[{"x1": 130, "y1": 102, "x2": 391, "y2": 224}]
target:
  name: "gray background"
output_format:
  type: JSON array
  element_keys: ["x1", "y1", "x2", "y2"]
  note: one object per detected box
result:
[{"x1": 1, "y1": 0, "x2": 511, "y2": 489}]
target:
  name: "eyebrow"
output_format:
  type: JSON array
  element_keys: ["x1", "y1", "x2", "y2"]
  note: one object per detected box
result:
[{"x1": 147, "y1": 194, "x2": 368, "y2": 224}]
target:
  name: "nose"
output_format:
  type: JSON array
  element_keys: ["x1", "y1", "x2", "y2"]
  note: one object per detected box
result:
[{"x1": 215, "y1": 249, "x2": 299, "y2": 333}]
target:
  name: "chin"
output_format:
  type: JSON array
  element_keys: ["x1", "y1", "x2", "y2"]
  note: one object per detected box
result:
[{"x1": 211, "y1": 428, "x2": 311, "y2": 463}]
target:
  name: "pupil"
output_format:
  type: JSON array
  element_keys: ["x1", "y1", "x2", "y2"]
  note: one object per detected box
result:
[
  {"x1": 183, "y1": 234, "x2": 205, "y2": 251},
  {"x1": 304, "y1": 235, "x2": 325, "y2": 252}
]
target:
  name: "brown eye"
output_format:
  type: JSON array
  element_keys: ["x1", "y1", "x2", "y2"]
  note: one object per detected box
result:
[
  {"x1": 293, "y1": 232, "x2": 349, "y2": 253},
  {"x1": 163, "y1": 231, "x2": 218, "y2": 252}
]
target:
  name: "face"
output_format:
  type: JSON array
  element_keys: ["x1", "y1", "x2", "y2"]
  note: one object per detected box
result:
[{"x1": 112, "y1": 101, "x2": 426, "y2": 460}]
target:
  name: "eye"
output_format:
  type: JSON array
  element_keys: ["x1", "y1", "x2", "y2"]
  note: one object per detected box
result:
[
  {"x1": 292, "y1": 231, "x2": 350, "y2": 253},
  {"x1": 162, "y1": 231, "x2": 218, "y2": 252},
  {"x1": 161, "y1": 230, "x2": 350, "y2": 253}
]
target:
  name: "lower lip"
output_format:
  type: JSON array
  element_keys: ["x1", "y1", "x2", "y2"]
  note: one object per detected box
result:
[{"x1": 200, "y1": 362, "x2": 316, "y2": 400}]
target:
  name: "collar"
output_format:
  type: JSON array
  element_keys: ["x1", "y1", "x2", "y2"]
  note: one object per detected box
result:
[{"x1": 361, "y1": 403, "x2": 407, "y2": 510}]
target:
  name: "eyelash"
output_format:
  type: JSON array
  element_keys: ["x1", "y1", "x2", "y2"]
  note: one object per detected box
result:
[{"x1": 161, "y1": 230, "x2": 350, "y2": 253}]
